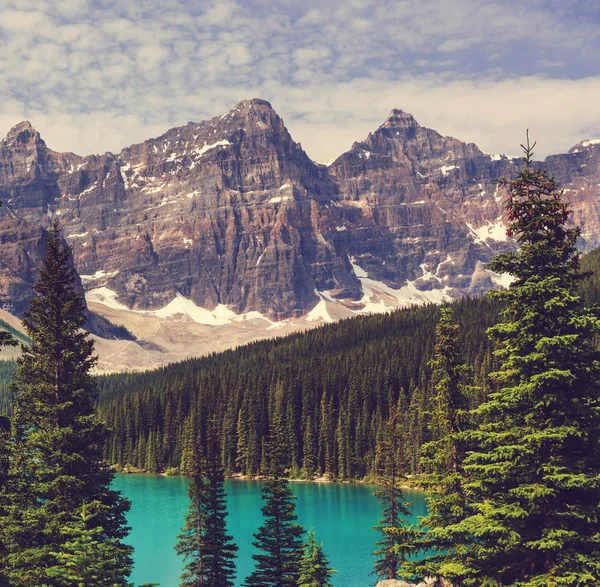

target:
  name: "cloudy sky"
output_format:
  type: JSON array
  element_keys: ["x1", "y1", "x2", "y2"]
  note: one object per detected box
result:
[{"x1": 1, "y1": 0, "x2": 599, "y2": 162}]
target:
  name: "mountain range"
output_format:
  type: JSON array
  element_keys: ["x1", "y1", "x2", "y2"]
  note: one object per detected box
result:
[{"x1": 1, "y1": 98, "x2": 599, "y2": 370}]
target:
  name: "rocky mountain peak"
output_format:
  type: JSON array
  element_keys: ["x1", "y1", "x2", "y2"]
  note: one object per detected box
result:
[
  {"x1": 222, "y1": 98, "x2": 284, "y2": 133},
  {"x1": 569, "y1": 138, "x2": 600, "y2": 154},
  {"x1": 2, "y1": 100, "x2": 600, "y2": 340},
  {"x1": 381, "y1": 108, "x2": 420, "y2": 130},
  {"x1": 234, "y1": 98, "x2": 275, "y2": 112},
  {"x1": 2, "y1": 121, "x2": 44, "y2": 147}
]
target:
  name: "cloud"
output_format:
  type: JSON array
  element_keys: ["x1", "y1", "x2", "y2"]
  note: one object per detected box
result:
[{"x1": 0, "y1": 0, "x2": 598, "y2": 163}]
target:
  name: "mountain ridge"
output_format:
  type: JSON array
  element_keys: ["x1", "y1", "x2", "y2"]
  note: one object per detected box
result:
[{"x1": 1, "y1": 99, "x2": 599, "y2": 351}]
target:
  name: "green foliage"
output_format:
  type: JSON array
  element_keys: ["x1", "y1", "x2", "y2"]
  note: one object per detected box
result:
[
  {"x1": 0, "y1": 321, "x2": 27, "y2": 346},
  {"x1": 44, "y1": 502, "x2": 132, "y2": 587},
  {"x1": 175, "y1": 423, "x2": 237, "y2": 587},
  {"x1": 95, "y1": 296, "x2": 501, "y2": 480},
  {"x1": 0, "y1": 362, "x2": 17, "y2": 416},
  {"x1": 244, "y1": 393, "x2": 305, "y2": 587},
  {"x1": 407, "y1": 307, "x2": 472, "y2": 580},
  {"x1": 0, "y1": 222, "x2": 133, "y2": 586},
  {"x1": 91, "y1": 241, "x2": 600, "y2": 483},
  {"x1": 372, "y1": 407, "x2": 418, "y2": 580},
  {"x1": 439, "y1": 137, "x2": 600, "y2": 586},
  {"x1": 297, "y1": 529, "x2": 336, "y2": 587}
]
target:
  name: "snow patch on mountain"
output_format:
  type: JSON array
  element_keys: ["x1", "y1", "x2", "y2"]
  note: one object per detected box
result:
[
  {"x1": 305, "y1": 290, "x2": 335, "y2": 323},
  {"x1": 80, "y1": 270, "x2": 119, "y2": 282},
  {"x1": 86, "y1": 287, "x2": 129, "y2": 310},
  {"x1": 440, "y1": 165, "x2": 458, "y2": 176},
  {"x1": 86, "y1": 290, "x2": 275, "y2": 327},
  {"x1": 466, "y1": 218, "x2": 507, "y2": 243},
  {"x1": 191, "y1": 139, "x2": 231, "y2": 158},
  {"x1": 349, "y1": 257, "x2": 453, "y2": 312}
]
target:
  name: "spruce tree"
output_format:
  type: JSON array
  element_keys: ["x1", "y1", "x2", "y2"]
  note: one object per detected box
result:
[
  {"x1": 407, "y1": 307, "x2": 471, "y2": 580},
  {"x1": 244, "y1": 386, "x2": 304, "y2": 587},
  {"x1": 176, "y1": 439, "x2": 207, "y2": 586},
  {"x1": 45, "y1": 502, "x2": 132, "y2": 587},
  {"x1": 297, "y1": 529, "x2": 336, "y2": 587},
  {"x1": 0, "y1": 415, "x2": 11, "y2": 587},
  {"x1": 175, "y1": 426, "x2": 238, "y2": 587},
  {"x1": 439, "y1": 136, "x2": 600, "y2": 586},
  {"x1": 201, "y1": 429, "x2": 237, "y2": 587},
  {"x1": 372, "y1": 407, "x2": 417, "y2": 580},
  {"x1": 0, "y1": 232, "x2": 19, "y2": 587},
  {"x1": 0, "y1": 222, "x2": 132, "y2": 586}
]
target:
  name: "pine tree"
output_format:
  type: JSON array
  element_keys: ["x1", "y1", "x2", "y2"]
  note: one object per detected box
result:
[
  {"x1": 201, "y1": 429, "x2": 237, "y2": 587},
  {"x1": 0, "y1": 414, "x2": 11, "y2": 587},
  {"x1": 297, "y1": 529, "x2": 336, "y2": 587},
  {"x1": 0, "y1": 222, "x2": 132, "y2": 586},
  {"x1": 438, "y1": 136, "x2": 600, "y2": 586},
  {"x1": 372, "y1": 407, "x2": 417, "y2": 580},
  {"x1": 302, "y1": 416, "x2": 316, "y2": 480},
  {"x1": 45, "y1": 502, "x2": 132, "y2": 587},
  {"x1": 235, "y1": 408, "x2": 248, "y2": 474},
  {"x1": 244, "y1": 386, "x2": 304, "y2": 587},
  {"x1": 407, "y1": 307, "x2": 471, "y2": 580},
  {"x1": 176, "y1": 439, "x2": 206, "y2": 586},
  {"x1": 175, "y1": 429, "x2": 238, "y2": 587},
  {"x1": 0, "y1": 323, "x2": 16, "y2": 582}
]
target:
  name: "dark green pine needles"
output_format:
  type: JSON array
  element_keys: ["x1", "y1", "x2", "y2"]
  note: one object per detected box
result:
[
  {"x1": 297, "y1": 529, "x2": 336, "y2": 587},
  {"x1": 0, "y1": 222, "x2": 132, "y2": 586},
  {"x1": 175, "y1": 428, "x2": 238, "y2": 587},
  {"x1": 438, "y1": 136, "x2": 600, "y2": 586},
  {"x1": 407, "y1": 307, "x2": 472, "y2": 581},
  {"x1": 372, "y1": 407, "x2": 417, "y2": 581},
  {"x1": 244, "y1": 385, "x2": 305, "y2": 587},
  {"x1": 45, "y1": 502, "x2": 133, "y2": 586}
]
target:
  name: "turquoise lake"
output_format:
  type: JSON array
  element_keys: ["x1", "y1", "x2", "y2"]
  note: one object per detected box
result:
[{"x1": 112, "y1": 474, "x2": 428, "y2": 587}]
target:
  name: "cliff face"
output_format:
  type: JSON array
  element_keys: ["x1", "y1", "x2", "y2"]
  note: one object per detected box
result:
[
  {"x1": 328, "y1": 109, "x2": 514, "y2": 296},
  {"x1": 0, "y1": 101, "x2": 599, "y2": 320}
]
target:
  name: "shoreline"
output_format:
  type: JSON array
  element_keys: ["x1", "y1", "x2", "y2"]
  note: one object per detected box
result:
[{"x1": 111, "y1": 465, "x2": 419, "y2": 489}]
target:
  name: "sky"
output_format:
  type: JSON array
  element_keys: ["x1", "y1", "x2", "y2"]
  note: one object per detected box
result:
[{"x1": 1, "y1": 0, "x2": 600, "y2": 163}]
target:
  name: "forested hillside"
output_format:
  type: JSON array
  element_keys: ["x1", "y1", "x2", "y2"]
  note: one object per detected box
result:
[
  {"x1": 96, "y1": 297, "x2": 500, "y2": 479},
  {"x1": 1, "y1": 245, "x2": 598, "y2": 481}
]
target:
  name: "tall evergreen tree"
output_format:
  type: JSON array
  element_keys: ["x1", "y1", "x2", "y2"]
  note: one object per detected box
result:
[
  {"x1": 176, "y1": 424, "x2": 238, "y2": 587},
  {"x1": 0, "y1": 222, "x2": 132, "y2": 586},
  {"x1": 407, "y1": 307, "x2": 471, "y2": 580},
  {"x1": 0, "y1": 415, "x2": 11, "y2": 587},
  {"x1": 176, "y1": 439, "x2": 207, "y2": 586},
  {"x1": 439, "y1": 136, "x2": 600, "y2": 586},
  {"x1": 372, "y1": 407, "x2": 417, "y2": 581},
  {"x1": 45, "y1": 502, "x2": 132, "y2": 587},
  {"x1": 201, "y1": 427, "x2": 238, "y2": 587},
  {"x1": 0, "y1": 334, "x2": 16, "y2": 586},
  {"x1": 297, "y1": 529, "x2": 336, "y2": 587},
  {"x1": 244, "y1": 386, "x2": 304, "y2": 587}
]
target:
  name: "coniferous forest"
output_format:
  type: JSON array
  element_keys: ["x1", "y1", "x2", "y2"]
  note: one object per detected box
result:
[
  {"x1": 1, "y1": 236, "x2": 600, "y2": 484},
  {"x1": 90, "y1": 242, "x2": 600, "y2": 482},
  {"x1": 95, "y1": 296, "x2": 500, "y2": 480}
]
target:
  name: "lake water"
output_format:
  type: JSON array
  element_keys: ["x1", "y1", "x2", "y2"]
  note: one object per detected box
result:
[{"x1": 112, "y1": 474, "x2": 428, "y2": 587}]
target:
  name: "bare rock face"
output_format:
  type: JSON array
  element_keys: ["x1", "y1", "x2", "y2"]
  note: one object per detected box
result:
[
  {"x1": 0, "y1": 100, "x2": 360, "y2": 319},
  {"x1": 328, "y1": 110, "x2": 600, "y2": 298},
  {"x1": 329, "y1": 109, "x2": 516, "y2": 295},
  {"x1": 1, "y1": 101, "x2": 600, "y2": 320}
]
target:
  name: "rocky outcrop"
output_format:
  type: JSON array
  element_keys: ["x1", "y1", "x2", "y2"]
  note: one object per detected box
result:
[{"x1": 1, "y1": 101, "x2": 599, "y2": 321}]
